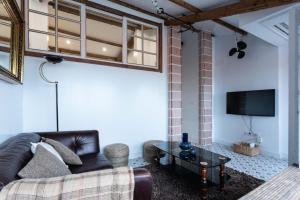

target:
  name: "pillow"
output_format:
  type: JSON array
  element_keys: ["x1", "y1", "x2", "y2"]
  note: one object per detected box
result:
[
  {"x1": 18, "y1": 145, "x2": 71, "y2": 179},
  {"x1": 43, "y1": 138, "x2": 82, "y2": 165},
  {"x1": 31, "y1": 142, "x2": 65, "y2": 164}
]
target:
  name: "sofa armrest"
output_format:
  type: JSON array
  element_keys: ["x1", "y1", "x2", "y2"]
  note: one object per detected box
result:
[{"x1": 133, "y1": 168, "x2": 153, "y2": 200}]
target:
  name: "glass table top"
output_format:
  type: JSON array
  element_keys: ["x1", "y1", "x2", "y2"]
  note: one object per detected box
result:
[{"x1": 153, "y1": 141, "x2": 231, "y2": 168}]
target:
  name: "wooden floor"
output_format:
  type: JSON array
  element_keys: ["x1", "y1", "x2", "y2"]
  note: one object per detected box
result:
[{"x1": 240, "y1": 167, "x2": 300, "y2": 200}]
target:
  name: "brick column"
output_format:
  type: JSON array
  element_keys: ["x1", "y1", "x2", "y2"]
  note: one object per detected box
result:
[
  {"x1": 199, "y1": 31, "x2": 213, "y2": 145},
  {"x1": 168, "y1": 26, "x2": 182, "y2": 142}
]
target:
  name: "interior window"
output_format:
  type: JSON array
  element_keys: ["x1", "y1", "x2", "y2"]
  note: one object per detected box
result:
[
  {"x1": 0, "y1": 2, "x2": 11, "y2": 70},
  {"x1": 127, "y1": 21, "x2": 158, "y2": 68},
  {"x1": 86, "y1": 10, "x2": 123, "y2": 62},
  {"x1": 0, "y1": 4, "x2": 11, "y2": 47},
  {"x1": 28, "y1": 0, "x2": 81, "y2": 55},
  {"x1": 25, "y1": 0, "x2": 162, "y2": 71}
]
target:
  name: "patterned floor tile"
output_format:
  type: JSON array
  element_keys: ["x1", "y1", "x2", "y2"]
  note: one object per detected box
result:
[{"x1": 129, "y1": 143, "x2": 288, "y2": 181}]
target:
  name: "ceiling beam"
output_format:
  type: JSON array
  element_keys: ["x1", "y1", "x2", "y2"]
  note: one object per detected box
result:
[
  {"x1": 0, "y1": 15, "x2": 11, "y2": 21},
  {"x1": 166, "y1": 0, "x2": 300, "y2": 26},
  {"x1": 106, "y1": 0, "x2": 164, "y2": 20},
  {"x1": 168, "y1": 0, "x2": 247, "y2": 35},
  {"x1": 0, "y1": 36, "x2": 10, "y2": 43}
]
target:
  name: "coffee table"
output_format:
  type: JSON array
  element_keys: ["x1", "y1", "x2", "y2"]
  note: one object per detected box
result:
[{"x1": 153, "y1": 141, "x2": 231, "y2": 197}]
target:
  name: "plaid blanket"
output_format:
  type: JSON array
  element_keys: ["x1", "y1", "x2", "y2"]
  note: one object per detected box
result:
[
  {"x1": 240, "y1": 167, "x2": 300, "y2": 200},
  {"x1": 0, "y1": 167, "x2": 134, "y2": 200}
]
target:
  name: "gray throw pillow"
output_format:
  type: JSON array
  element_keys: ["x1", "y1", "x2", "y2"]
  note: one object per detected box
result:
[
  {"x1": 43, "y1": 138, "x2": 82, "y2": 165},
  {"x1": 18, "y1": 145, "x2": 71, "y2": 179}
]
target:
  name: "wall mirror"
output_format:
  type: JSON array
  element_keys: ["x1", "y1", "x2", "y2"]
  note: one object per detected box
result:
[{"x1": 0, "y1": 0, "x2": 24, "y2": 84}]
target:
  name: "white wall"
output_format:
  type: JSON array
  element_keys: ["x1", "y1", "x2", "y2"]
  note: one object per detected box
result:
[
  {"x1": 22, "y1": 25, "x2": 168, "y2": 159},
  {"x1": 278, "y1": 44, "x2": 289, "y2": 159},
  {"x1": 213, "y1": 34, "x2": 287, "y2": 158},
  {"x1": 0, "y1": 81, "x2": 23, "y2": 141},
  {"x1": 182, "y1": 31, "x2": 199, "y2": 144}
]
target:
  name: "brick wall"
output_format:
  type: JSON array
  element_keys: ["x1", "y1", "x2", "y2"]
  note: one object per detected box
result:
[
  {"x1": 198, "y1": 31, "x2": 213, "y2": 145},
  {"x1": 168, "y1": 26, "x2": 182, "y2": 142}
]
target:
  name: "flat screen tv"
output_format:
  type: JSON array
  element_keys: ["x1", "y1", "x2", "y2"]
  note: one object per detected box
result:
[{"x1": 226, "y1": 89, "x2": 275, "y2": 117}]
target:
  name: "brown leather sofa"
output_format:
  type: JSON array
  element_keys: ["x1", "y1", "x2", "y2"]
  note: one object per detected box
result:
[{"x1": 0, "y1": 130, "x2": 153, "y2": 200}]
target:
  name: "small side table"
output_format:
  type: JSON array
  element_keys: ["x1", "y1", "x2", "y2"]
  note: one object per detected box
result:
[
  {"x1": 104, "y1": 143, "x2": 129, "y2": 168},
  {"x1": 143, "y1": 140, "x2": 165, "y2": 163}
]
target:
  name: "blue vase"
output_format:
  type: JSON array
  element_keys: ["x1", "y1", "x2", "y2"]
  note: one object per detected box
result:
[
  {"x1": 182, "y1": 133, "x2": 188, "y2": 143},
  {"x1": 179, "y1": 133, "x2": 192, "y2": 151}
]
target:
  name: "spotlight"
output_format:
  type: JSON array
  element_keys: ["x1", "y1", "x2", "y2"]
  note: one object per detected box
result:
[
  {"x1": 229, "y1": 37, "x2": 247, "y2": 59},
  {"x1": 237, "y1": 41, "x2": 247, "y2": 50},
  {"x1": 229, "y1": 48, "x2": 237, "y2": 56},
  {"x1": 238, "y1": 51, "x2": 245, "y2": 59}
]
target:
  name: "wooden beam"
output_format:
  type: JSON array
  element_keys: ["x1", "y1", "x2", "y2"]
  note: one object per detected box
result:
[
  {"x1": 169, "y1": 0, "x2": 201, "y2": 13},
  {"x1": 166, "y1": 0, "x2": 300, "y2": 26},
  {"x1": 168, "y1": 0, "x2": 247, "y2": 35},
  {"x1": 0, "y1": 15, "x2": 11, "y2": 22},
  {"x1": 106, "y1": 0, "x2": 164, "y2": 20},
  {"x1": 86, "y1": 36, "x2": 122, "y2": 48},
  {"x1": 0, "y1": 36, "x2": 10, "y2": 43}
]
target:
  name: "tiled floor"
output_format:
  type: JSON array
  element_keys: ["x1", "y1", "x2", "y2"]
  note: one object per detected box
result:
[{"x1": 129, "y1": 143, "x2": 288, "y2": 181}]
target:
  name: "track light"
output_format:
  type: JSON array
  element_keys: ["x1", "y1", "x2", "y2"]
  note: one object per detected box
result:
[{"x1": 229, "y1": 35, "x2": 247, "y2": 59}]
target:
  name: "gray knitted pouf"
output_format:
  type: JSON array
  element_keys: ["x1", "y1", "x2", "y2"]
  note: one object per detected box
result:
[
  {"x1": 143, "y1": 140, "x2": 165, "y2": 163},
  {"x1": 104, "y1": 143, "x2": 129, "y2": 168}
]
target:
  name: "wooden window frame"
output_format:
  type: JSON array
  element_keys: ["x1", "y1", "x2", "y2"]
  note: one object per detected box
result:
[
  {"x1": 126, "y1": 18, "x2": 159, "y2": 69},
  {"x1": 26, "y1": 0, "x2": 82, "y2": 56},
  {"x1": 24, "y1": 0, "x2": 163, "y2": 73}
]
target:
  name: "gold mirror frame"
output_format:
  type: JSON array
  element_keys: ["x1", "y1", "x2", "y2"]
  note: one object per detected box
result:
[{"x1": 0, "y1": 0, "x2": 24, "y2": 84}]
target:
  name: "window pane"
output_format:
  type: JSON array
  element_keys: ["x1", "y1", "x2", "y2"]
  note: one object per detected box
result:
[
  {"x1": 0, "y1": 3, "x2": 11, "y2": 70},
  {"x1": 0, "y1": 51, "x2": 10, "y2": 70},
  {"x1": 144, "y1": 26, "x2": 157, "y2": 41},
  {"x1": 58, "y1": 19, "x2": 80, "y2": 37},
  {"x1": 29, "y1": 0, "x2": 55, "y2": 16},
  {"x1": 127, "y1": 21, "x2": 142, "y2": 37},
  {"x1": 58, "y1": 0, "x2": 80, "y2": 22},
  {"x1": 144, "y1": 53, "x2": 157, "y2": 67},
  {"x1": 29, "y1": 32, "x2": 55, "y2": 52},
  {"x1": 29, "y1": 12, "x2": 55, "y2": 33},
  {"x1": 128, "y1": 36, "x2": 142, "y2": 51},
  {"x1": 0, "y1": 23, "x2": 11, "y2": 46},
  {"x1": 143, "y1": 39, "x2": 157, "y2": 54},
  {"x1": 86, "y1": 10, "x2": 123, "y2": 62},
  {"x1": 128, "y1": 50, "x2": 142, "y2": 65},
  {"x1": 86, "y1": 40, "x2": 122, "y2": 62},
  {"x1": 58, "y1": 37, "x2": 80, "y2": 56}
]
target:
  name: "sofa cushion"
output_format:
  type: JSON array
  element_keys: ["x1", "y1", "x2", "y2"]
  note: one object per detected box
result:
[
  {"x1": 69, "y1": 153, "x2": 112, "y2": 174},
  {"x1": 0, "y1": 133, "x2": 41, "y2": 189},
  {"x1": 43, "y1": 138, "x2": 82, "y2": 165},
  {"x1": 18, "y1": 145, "x2": 71, "y2": 178},
  {"x1": 31, "y1": 142, "x2": 65, "y2": 164}
]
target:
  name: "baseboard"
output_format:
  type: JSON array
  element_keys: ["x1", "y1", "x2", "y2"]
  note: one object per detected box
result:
[
  {"x1": 129, "y1": 150, "x2": 142, "y2": 159},
  {"x1": 214, "y1": 138, "x2": 281, "y2": 159}
]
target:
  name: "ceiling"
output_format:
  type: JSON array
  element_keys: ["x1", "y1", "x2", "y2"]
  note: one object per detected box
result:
[{"x1": 121, "y1": 0, "x2": 240, "y2": 35}]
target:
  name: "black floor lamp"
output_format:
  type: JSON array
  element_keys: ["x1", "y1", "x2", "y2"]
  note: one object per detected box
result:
[{"x1": 39, "y1": 55, "x2": 63, "y2": 132}]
